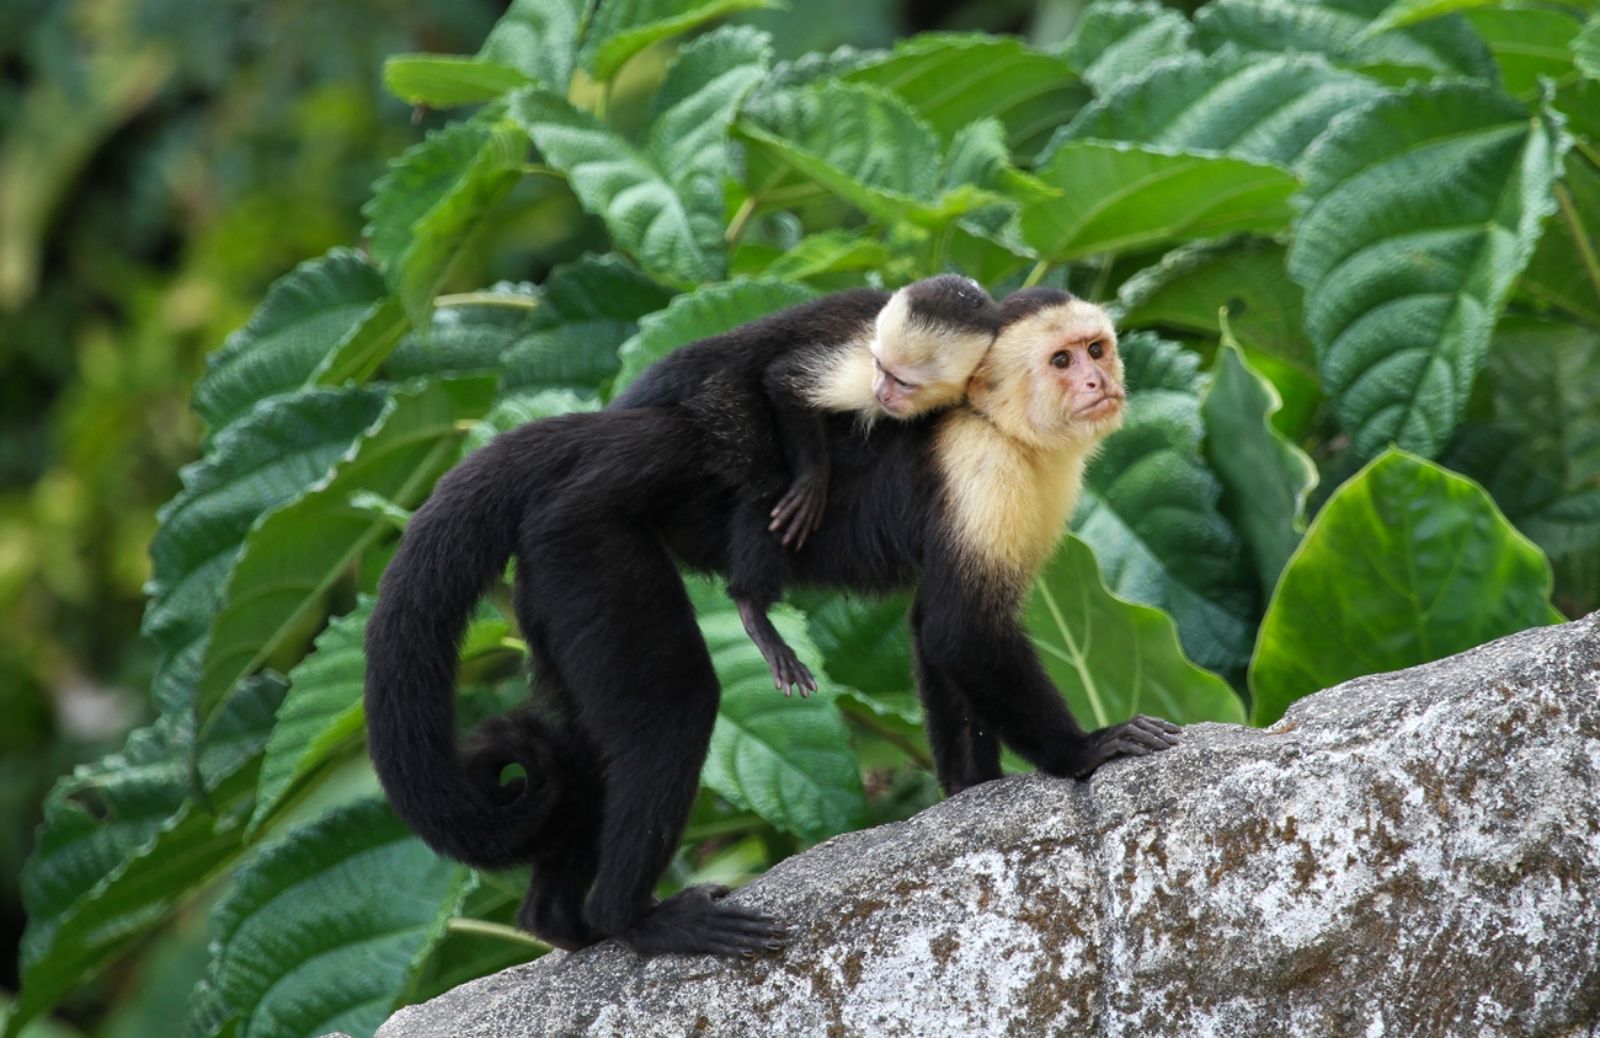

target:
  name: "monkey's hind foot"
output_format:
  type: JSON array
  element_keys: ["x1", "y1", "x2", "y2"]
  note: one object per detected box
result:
[
  {"x1": 736, "y1": 599, "x2": 818, "y2": 697},
  {"x1": 1073, "y1": 715, "x2": 1181, "y2": 778},
  {"x1": 617, "y1": 884, "x2": 788, "y2": 958},
  {"x1": 768, "y1": 470, "x2": 827, "y2": 550}
]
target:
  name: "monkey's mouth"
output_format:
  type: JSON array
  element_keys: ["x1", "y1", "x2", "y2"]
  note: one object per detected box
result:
[{"x1": 1073, "y1": 393, "x2": 1124, "y2": 419}]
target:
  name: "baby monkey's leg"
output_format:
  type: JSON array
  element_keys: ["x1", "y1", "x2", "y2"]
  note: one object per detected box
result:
[{"x1": 728, "y1": 500, "x2": 817, "y2": 697}]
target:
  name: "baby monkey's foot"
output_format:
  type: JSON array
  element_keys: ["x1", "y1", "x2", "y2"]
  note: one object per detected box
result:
[{"x1": 769, "y1": 470, "x2": 827, "y2": 550}]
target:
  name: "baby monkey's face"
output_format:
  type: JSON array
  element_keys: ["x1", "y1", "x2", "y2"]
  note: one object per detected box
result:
[{"x1": 869, "y1": 277, "x2": 999, "y2": 418}]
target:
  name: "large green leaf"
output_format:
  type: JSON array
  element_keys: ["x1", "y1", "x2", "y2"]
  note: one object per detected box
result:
[
  {"x1": 1288, "y1": 82, "x2": 1566, "y2": 461},
  {"x1": 1058, "y1": 50, "x2": 1386, "y2": 168},
  {"x1": 382, "y1": 56, "x2": 535, "y2": 108},
  {"x1": 738, "y1": 81, "x2": 996, "y2": 229},
  {"x1": 1114, "y1": 238, "x2": 1317, "y2": 416},
  {"x1": 612, "y1": 278, "x2": 816, "y2": 394},
  {"x1": 688, "y1": 581, "x2": 868, "y2": 844},
  {"x1": 501, "y1": 255, "x2": 675, "y2": 394},
  {"x1": 1442, "y1": 317, "x2": 1600, "y2": 615},
  {"x1": 1249, "y1": 448, "x2": 1560, "y2": 725},
  {"x1": 191, "y1": 799, "x2": 471, "y2": 1038},
  {"x1": 1057, "y1": 0, "x2": 1194, "y2": 95},
  {"x1": 477, "y1": 0, "x2": 586, "y2": 93},
  {"x1": 1462, "y1": 6, "x2": 1584, "y2": 97},
  {"x1": 732, "y1": 229, "x2": 890, "y2": 284},
  {"x1": 192, "y1": 251, "x2": 391, "y2": 434},
  {"x1": 1195, "y1": 0, "x2": 1496, "y2": 84},
  {"x1": 842, "y1": 33, "x2": 1088, "y2": 156},
  {"x1": 1519, "y1": 151, "x2": 1600, "y2": 327},
  {"x1": 9, "y1": 682, "x2": 282, "y2": 1038},
  {"x1": 362, "y1": 114, "x2": 525, "y2": 326},
  {"x1": 196, "y1": 377, "x2": 497, "y2": 724},
  {"x1": 385, "y1": 287, "x2": 540, "y2": 381},
  {"x1": 793, "y1": 591, "x2": 914, "y2": 699},
  {"x1": 1072, "y1": 334, "x2": 1259, "y2": 679},
  {"x1": 580, "y1": 0, "x2": 776, "y2": 82},
  {"x1": 1019, "y1": 141, "x2": 1297, "y2": 263},
  {"x1": 1579, "y1": 15, "x2": 1600, "y2": 79},
  {"x1": 1028, "y1": 533, "x2": 1243, "y2": 728},
  {"x1": 1200, "y1": 343, "x2": 1318, "y2": 598},
  {"x1": 514, "y1": 82, "x2": 744, "y2": 286},
  {"x1": 143, "y1": 387, "x2": 389, "y2": 716},
  {"x1": 250, "y1": 599, "x2": 375, "y2": 830}
]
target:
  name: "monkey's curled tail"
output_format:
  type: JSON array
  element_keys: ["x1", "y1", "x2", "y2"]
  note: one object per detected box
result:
[{"x1": 363, "y1": 431, "x2": 559, "y2": 870}]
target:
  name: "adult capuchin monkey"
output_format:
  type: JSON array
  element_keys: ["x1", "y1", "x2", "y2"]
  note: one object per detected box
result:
[{"x1": 363, "y1": 286, "x2": 1181, "y2": 960}]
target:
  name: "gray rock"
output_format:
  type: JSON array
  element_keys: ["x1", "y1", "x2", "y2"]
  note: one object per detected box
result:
[{"x1": 378, "y1": 614, "x2": 1600, "y2": 1038}]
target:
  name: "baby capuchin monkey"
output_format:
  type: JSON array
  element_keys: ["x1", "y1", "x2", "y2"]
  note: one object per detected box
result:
[{"x1": 612, "y1": 274, "x2": 999, "y2": 697}]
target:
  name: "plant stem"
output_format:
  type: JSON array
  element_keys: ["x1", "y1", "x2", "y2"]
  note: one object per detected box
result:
[
  {"x1": 435, "y1": 292, "x2": 541, "y2": 310},
  {"x1": 725, "y1": 193, "x2": 760, "y2": 248},
  {"x1": 1556, "y1": 182, "x2": 1600, "y2": 305},
  {"x1": 521, "y1": 163, "x2": 565, "y2": 180},
  {"x1": 841, "y1": 702, "x2": 933, "y2": 769},
  {"x1": 446, "y1": 918, "x2": 550, "y2": 950},
  {"x1": 1021, "y1": 258, "x2": 1051, "y2": 288},
  {"x1": 1089, "y1": 253, "x2": 1114, "y2": 302}
]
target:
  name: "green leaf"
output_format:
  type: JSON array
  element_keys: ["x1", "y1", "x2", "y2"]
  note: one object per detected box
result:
[
  {"x1": 1520, "y1": 153, "x2": 1600, "y2": 327},
  {"x1": 1441, "y1": 317, "x2": 1600, "y2": 615},
  {"x1": 1201, "y1": 343, "x2": 1318, "y2": 598},
  {"x1": 1579, "y1": 15, "x2": 1600, "y2": 79},
  {"x1": 192, "y1": 799, "x2": 471, "y2": 1038},
  {"x1": 1463, "y1": 6, "x2": 1585, "y2": 98},
  {"x1": 501, "y1": 255, "x2": 674, "y2": 394},
  {"x1": 739, "y1": 81, "x2": 995, "y2": 228},
  {"x1": 477, "y1": 0, "x2": 586, "y2": 93},
  {"x1": 651, "y1": 24, "x2": 773, "y2": 119},
  {"x1": 1019, "y1": 141, "x2": 1297, "y2": 263},
  {"x1": 580, "y1": 0, "x2": 777, "y2": 82},
  {"x1": 687, "y1": 580, "x2": 868, "y2": 843},
  {"x1": 612, "y1": 278, "x2": 815, "y2": 394},
  {"x1": 792, "y1": 590, "x2": 914, "y2": 697},
  {"x1": 192, "y1": 250, "x2": 389, "y2": 434},
  {"x1": 1073, "y1": 334, "x2": 1259, "y2": 679},
  {"x1": 514, "y1": 89, "x2": 733, "y2": 286},
  {"x1": 1195, "y1": 0, "x2": 1497, "y2": 84},
  {"x1": 466, "y1": 389, "x2": 600, "y2": 451},
  {"x1": 1249, "y1": 448, "x2": 1560, "y2": 725},
  {"x1": 732, "y1": 229, "x2": 890, "y2": 282},
  {"x1": 1366, "y1": 0, "x2": 1582, "y2": 34},
  {"x1": 382, "y1": 56, "x2": 535, "y2": 108},
  {"x1": 143, "y1": 387, "x2": 389, "y2": 715},
  {"x1": 842, "y1": 33, "x2": 1088, "y2": 156},
  {"x1": 196, "y1": 377, "x2": 498, "y2": 724},
  {"x1": 10, "y1": 682, "x2": 282, "y2": 1038},
  {"x1": 1028, "y1": 533, "x2": 1243, "y2": 729},
  {"x1": 1114, "y1": 237, "x2": 1315, "y2": 386},
  {"x1": 250, "y1": 599, "x2": 375, "y2": 831},
  {"x1": 1288, "y1": 82, "x2": 1567, "y2": 461},
  {"x1": 362, "y1": 113, "x2": 525, "y2": 326},
  {"x1": 385, "y1": 287, "x2": 539, "y2": 381},
  {"x1": 1058, "y1": 0, "x2": 1194, "y2": 95},
  {"x1": 1057, "y1": 50, "x2": 1387, "y2": 168}
]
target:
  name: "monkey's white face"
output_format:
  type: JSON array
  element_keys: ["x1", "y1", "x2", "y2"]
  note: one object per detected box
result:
[
  {"x1": 870, "y1": 291, "x2": 995, "y2": 418},
  {"x1": 972, "y1": 301, "x2": 1124, "y2": 448}
]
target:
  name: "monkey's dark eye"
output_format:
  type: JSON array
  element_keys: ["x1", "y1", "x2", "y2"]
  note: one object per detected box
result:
[
  {"x1": 1051, "y1": 351, "x2": 1071, "y2": 369},
  {"x1": 1088, "y1": 340, "x2": 1106, "y2": 360}
]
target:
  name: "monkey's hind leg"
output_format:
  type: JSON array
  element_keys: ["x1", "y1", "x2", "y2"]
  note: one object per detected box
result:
[
  {"x1": 729, "y1": 500, "x2": 816, "y2": 697},
  {"x1": 531, "y1": 518, "x2": 788, "y2": 957}
]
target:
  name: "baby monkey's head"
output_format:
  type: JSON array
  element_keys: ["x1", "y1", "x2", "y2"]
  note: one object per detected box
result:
[{"x1": 870, "y1": 274, "x2": 1001, "y2": 418}]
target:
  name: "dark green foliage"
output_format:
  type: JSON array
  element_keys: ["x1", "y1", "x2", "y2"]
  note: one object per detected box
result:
[{"x1": 9, "y1": 1, "x2": 1597, "y2": 1036}]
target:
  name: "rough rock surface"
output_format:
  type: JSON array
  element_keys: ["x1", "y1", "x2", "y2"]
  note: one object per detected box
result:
[{"x1": 377, "y1": 615, "x2": 1600, "y2": 1038}]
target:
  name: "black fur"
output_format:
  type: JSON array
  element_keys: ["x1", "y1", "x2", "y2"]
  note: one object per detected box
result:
[
  {"x1": 614, "y1": 288, "x2": 889, "y2": 695},
  {"x1": 366, "y1": 330, "x2": 1180, "y2": 955},
  {"x1": 900, "y1": 274, "x2": 1003, "y2": 337}
]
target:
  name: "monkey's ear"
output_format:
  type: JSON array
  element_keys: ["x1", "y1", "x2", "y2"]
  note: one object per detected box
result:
[{"x1": 966, "y1": 372, "x2": 993, "y2": 408}]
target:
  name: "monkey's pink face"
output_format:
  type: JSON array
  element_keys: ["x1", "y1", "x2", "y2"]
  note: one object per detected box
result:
[{"x1": 1045, "y1": 332, "x2": 1124, "y2": 430}]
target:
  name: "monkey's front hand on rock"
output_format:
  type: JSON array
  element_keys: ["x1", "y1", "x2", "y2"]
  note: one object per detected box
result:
[{"x1": 1070, "y1": 716, "x2": 1183, "y2": 778}]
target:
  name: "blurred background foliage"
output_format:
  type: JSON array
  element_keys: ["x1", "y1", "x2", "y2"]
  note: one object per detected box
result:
[{"x1": 0, "y1": 0, "x2": 1097, "y2": 1032}]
